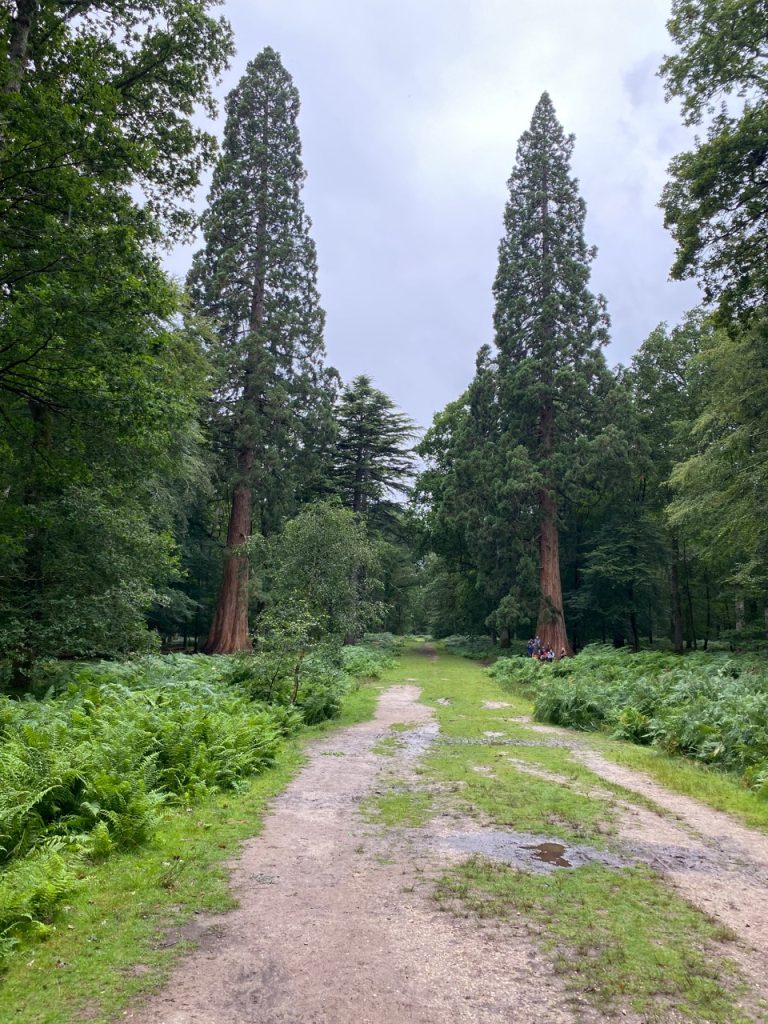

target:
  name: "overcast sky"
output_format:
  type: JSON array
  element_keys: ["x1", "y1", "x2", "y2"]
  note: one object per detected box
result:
[{"x1": 164, "y1": 0, "x2": 701, "y2": 432}]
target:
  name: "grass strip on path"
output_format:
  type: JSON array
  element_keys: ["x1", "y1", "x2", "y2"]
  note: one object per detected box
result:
[
  {"x1": 381, "y1": 645, "x2": 759, "y2": 1023},
  {"x1": 0, "y1": 684, "x2": 380, "y2": 1024},
  {"x1": 436, "y1": 859, "x2": 748, "y2": 1024}
]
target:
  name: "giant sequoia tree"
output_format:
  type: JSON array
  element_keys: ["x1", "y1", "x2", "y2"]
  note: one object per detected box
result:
[
  {"x1": 493, "y1": 92, "x2": 609, "y2": 654},
  {"x1": 188, "y1": 48, "x2": 330, "y2": 654}
]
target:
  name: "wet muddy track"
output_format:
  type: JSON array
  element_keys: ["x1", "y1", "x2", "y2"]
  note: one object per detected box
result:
[
  {"x1": 126, "y1": 679, "x2": 768, "y2": 1024},
  {"x1": 127, "y1": 686, "x2": 592, "y2": 1024}
]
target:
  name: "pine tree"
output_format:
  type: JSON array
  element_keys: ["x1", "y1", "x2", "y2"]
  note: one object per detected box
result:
[
  {"x1": 493, "y1": 92, "x2": 609, "y2": 654},
  {"x1": 188, "y1": 48, "x2": 329, "y2": 654},
  {"x1": 334, "y1": 375, "x2": 416, "y2": 518}
]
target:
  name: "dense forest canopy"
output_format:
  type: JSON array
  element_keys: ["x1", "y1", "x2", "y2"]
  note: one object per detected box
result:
[{"x1": 1, "y1": 0, "x2": 768, "y2": 687}]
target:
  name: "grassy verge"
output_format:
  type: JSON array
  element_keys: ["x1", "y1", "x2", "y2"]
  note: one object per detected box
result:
[
  {"x1": 0, "y1": 682, "x2": 380, "y2": 1024},
  {"x1": 385, "y1": 649, "x2": 619, "y2": 842},
  {"x1": 588, "y1": 735, "x2": 768, "y2": 833},
  {"x1": 360, "y1": 788, "x2": 433, "y2": 828},
  {"x1": 379, "y1": 646, "x2": 759, "y2": 1022}
]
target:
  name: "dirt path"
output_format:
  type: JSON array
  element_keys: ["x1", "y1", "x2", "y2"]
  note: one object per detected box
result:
[
  {"x1": 518, "y1": 718, "x2": 768, "y2": 1003},
  {"x1": 125, "y1": 673, "x2": 768, "y2": 1024},
  {"x1": 128, "y1": 686, "x2": 590, "y2": 1024}
]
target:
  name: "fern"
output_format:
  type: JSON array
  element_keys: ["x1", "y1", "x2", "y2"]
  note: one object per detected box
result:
[{"x1": 491, "y1": 647, "x2": 768, "y2": 790}]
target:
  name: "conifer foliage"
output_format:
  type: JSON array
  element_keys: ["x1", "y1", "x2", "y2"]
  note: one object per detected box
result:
[
  {"x1": 334, "y1": 375, "x2": 417, "y2": 517},
  {"x1": 492, "y1": 92, "x2": 609, "y2": 653},
  {"x1": 188, "y1": 48, "x2": 330, "y2": 654}
]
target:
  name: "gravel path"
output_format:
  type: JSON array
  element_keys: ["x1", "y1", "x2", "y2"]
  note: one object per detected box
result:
[
  {"x1": 127, "y1": 686, "x2": 590, "y2": 1024},
  {"x1": 126, "y1": 685, "x2": 768, "y2": 1023}
]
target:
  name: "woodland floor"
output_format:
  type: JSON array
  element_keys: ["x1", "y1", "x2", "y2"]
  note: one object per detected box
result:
[{"x1": 122, "y1": 646, "x2": 768, "y2": 1024}]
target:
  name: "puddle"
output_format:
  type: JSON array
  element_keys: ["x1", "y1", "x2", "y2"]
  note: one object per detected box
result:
[
  {"x1": 400, "y1": 721, "x2": 440, "y2": 757},
  {"x1": 523, "y1": 841, "x2": 571, "y2": 867},
  {"x1": 437, "y1": 829, "x2": 629, "y2": 873},
  {"x1": 482, "y1": 701, "x2": 511, "y2": 710}
]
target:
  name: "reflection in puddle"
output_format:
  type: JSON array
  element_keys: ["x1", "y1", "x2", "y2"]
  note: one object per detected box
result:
[{"x1": 523, "y1": 841, "x2": 571, "y2": 867}]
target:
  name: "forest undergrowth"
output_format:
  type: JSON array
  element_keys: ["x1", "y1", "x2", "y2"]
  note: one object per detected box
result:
[
  {"x1": 489, "y1": 647, "x2": 768, "y2": 798},
  {"x1": 0, "y1": 644, "x2": 394, "y2": 976}
]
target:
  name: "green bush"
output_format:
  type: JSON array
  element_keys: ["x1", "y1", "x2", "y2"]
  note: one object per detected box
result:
[
  {"x1": 437, "y1": 634, "x2": 517, "y2": 660},
  {"x1": 294, "y1": 654, "x2": 348, "y2": 724},
  {"x1": 362, "y1": 633, "x2": 407, "y2": 656},
  {"x1": 0, "y1": 638, "x2": 396, "y2": 965},
  {"x1": 0, "y1": 656, "x2": 290, "y2": 966},
  {"x1": 490, "y1": 646, "x2": 768, "y2": 792},
  {"x1": 340, "y1": 644, "x2": 394, "y2": 679}
]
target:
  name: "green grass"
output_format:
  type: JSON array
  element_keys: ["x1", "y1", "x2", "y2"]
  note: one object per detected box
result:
[
  {"x1": 491, "y1": 647, "x2": 768, "y2": 801},
  {"x1": 0, "y1": 681, "x2": 380, "y2": 1024},
  {"x1": 436, "y1": 858, "x2": 749, "y2": 1023},
  {"x1": 372, "y1": 735, "x2": 405, "y2": 756},
  {"x1": 590, "y1": 735, "x2": 768, "y2": 832},
  {"x1": 392, "y1": 647, "x2": 768, "y2": 833},
  {"x1": 382, "y1": 650, "x2": 618, "y2": 843},
  {"x1": 360, "y1": 788, "x2": 434, "y2": 827},
  {"x1": 426, "y1": 743, "x2": 615, "y2": 843}
]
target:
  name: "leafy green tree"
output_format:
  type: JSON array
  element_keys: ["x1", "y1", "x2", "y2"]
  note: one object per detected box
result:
[
  {"x1": 492, "y1": 92, "x2": 610, "y2": 653},
  {"x1": 661, "y1": 0, "x2": 768, "y2": 321},
  {"x1": 265, "y1": 501, "x2": 382, "y2": 643},
  {"x1": 0, "y1": 3, "x2": 233, "y2": 681},
  {"x1": 660, "y1": 2, "x2": 768, "y2": 636},
  {"x1": 188, "y1": 48, "x2": 334, "y2": 654},
  {"x1": 668, "y1": 318, "x2": 768, "y2": 604},
  {"x1": 0, "y1": 295, "x2": 209, "y2": 677},
  {"x1": 334, "y1": 375, "x2": 416, "y2": 518},
  {"x1": 0, "y1": 1, "x2": 233, "y2": 403}
]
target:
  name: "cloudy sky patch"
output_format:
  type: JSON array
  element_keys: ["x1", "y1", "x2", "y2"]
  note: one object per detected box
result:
[{"x1": 165, "y1": 0, "x2": 701, "y2": 429}]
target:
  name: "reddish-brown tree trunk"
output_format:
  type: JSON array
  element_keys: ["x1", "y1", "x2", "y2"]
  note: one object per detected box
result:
[
  {"x1": 532, "y1": 169, "x2": 570, "y2": 658},
  {"x1": 203, "y1": 474, "x2": 253, "y2": 653},
  {"x1": 536, "y1": 486, "x2": 572, "y2": 656},
  {"x1": 535, "y1": 396, "x2": 572, "y2": 656}
]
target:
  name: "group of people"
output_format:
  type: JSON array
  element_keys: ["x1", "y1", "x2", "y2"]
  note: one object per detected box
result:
[{"x1": 525, "y1": 636, "x2": 566, "y2": 662}]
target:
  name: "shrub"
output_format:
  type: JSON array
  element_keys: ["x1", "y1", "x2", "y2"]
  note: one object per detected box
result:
[
  {"x1": 340, "y1": 645, "x2": 394, "y2": 680},
  {"x1": 362, "y1": 633, "x2": 406, "y2": 656},
  {"x1": 437, "y1": 635, "x2": 509, "y2": 660},
  {"x1": 0, "y1": 655, "x2": 290, "y2": 964}
]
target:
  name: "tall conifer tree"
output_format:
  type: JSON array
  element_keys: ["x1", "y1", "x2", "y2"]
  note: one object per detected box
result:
[
  {"x1": 334, "y1": 375, "x2": 416, "y2": 518},
  {"x1": 493, "y1": 92, "x2": 609, "y2": 654},
  {"x1": 188, "y1": 48, "x2": 329, "y2": 653}
]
